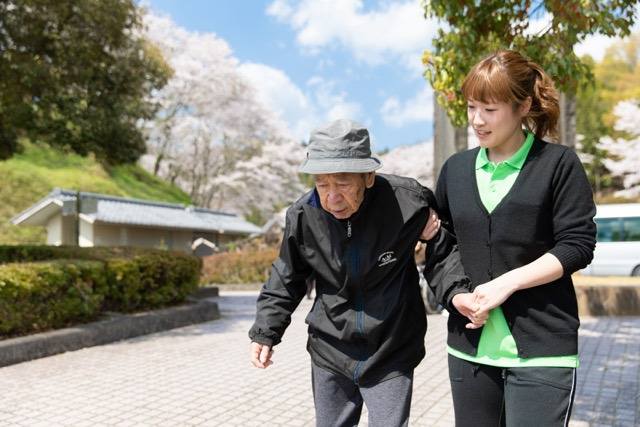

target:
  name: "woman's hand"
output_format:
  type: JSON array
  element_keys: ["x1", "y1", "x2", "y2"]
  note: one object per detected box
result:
[
  {"x1": 452, "y1": 293, "x2": 488, "y2": 329},
  {"x1": 471, "y1": 278, "x2": 516, "y2": 318}
]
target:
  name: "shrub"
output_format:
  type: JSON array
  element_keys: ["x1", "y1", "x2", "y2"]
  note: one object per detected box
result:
[
  {"x1": 0, "y1": 245, "x2": 202, "y2": 338},
  {"x1": 103, "y1": 250, "x2": 201, "y2": 312},
  {"x1": 201, "y1": 249, "x2": 279, "y2": 284},
  {"x1": 0, "y1": 260, "x2": 107, "y2": 336}
]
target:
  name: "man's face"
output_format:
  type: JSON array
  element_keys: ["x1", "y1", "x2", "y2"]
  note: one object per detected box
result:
[{"x1": 314, "y1": 172, "x2": 375, "y2": 219}]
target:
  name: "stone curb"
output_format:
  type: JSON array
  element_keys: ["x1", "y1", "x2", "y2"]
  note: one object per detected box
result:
[{"x1": 0, "y1": 287, "x2": 221, "y2": 368}]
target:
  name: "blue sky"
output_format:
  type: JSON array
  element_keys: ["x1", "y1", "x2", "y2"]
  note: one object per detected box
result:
[{"x1": 142, "y1": 0, "x2": 636, "y2": 152}]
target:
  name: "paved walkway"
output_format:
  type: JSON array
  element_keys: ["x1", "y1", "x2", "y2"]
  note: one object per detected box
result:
[{"x1": 0, "y1": 290, "x2": 638, "y2": 426}]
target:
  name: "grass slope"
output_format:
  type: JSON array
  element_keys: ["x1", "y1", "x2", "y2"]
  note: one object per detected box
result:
[{"x1": 0, "y1": 143, "x2": 192, "y2": 245}]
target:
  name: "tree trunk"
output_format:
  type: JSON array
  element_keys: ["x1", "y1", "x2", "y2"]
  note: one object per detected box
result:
[
  {"x1": 433, "y1": 98, "x2": 468, "y2": 182},
  {"x1": 558, "y1": 91, "x2": 577, "y2": 150}
]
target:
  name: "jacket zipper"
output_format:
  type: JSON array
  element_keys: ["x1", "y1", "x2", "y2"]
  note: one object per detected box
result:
[{"x1": 350, "y1": 223, "x2": 369, "y2": 384}]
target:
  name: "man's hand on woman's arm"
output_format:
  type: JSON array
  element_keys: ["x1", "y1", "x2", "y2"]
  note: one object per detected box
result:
[{"x1": 421, "y1": 208, "x2": 441, "y2": 241}]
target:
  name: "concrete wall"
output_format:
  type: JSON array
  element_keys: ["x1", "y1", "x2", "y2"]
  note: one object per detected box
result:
[
  {"x1": 47, "y1": 214, "x2": 77, "y2": 246},
  {"x1": 92, "y1": 223, "x2": 193, "y2": 251},
  {"x1": 576, "y1": 284, "x2": 640, "y2": 316},
  {"x1": 43, "y1": 213, "x2": 246, "y2": 254},
  {"x1": 46, "y1": 215, "x2": 63, "y2": 246}
]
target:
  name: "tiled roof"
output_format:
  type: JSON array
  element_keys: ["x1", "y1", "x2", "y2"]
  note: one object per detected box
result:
[{"x1": 13, "y1": 189, "x2": 262, "y2": 235}]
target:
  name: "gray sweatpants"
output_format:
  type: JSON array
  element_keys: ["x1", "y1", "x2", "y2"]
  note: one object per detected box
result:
[{"x1": 311, "y1": 362, "x2": 413, "y2": 427}]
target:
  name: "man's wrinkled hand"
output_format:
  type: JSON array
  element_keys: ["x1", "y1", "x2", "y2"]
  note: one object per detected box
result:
[
  {"x1": 421, "y1": 208, "x2": 441, "y2": 241},
  {"x1": 250, "y1": 342, "x2": 274, "y2": 369}
]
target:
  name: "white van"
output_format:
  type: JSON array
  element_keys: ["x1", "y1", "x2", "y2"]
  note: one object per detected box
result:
[{"x1": 580, "y1": 203, "x2": 640, "y2": 276}]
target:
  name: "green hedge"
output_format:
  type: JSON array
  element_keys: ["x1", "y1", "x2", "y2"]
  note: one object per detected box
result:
[
  {"x1": 201, "y1": 249, "x2": 279, "y2": 285},
  {"x1": 0, "y1": 245, "x2": 202, "y2": 338},
  {"x1": 0, "y1": 260, "x2": 107, "y2": 336}
]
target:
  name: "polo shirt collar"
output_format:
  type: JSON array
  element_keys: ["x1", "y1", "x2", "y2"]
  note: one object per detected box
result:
[{"x1": 475, "y1": 130, "x2": 534, "y2": 170}]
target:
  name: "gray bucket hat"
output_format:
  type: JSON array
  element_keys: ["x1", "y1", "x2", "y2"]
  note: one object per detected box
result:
[{"x1": 299, "y1": 119, "x2": 383, "y2": 174}]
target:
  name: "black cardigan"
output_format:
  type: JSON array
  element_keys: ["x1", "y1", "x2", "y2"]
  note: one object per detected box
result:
[{"x1": 433, "y1": 137, "x2": 596, "y2": 358}]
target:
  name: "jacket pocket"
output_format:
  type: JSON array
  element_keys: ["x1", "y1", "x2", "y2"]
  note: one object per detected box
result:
[{"x1": 305, "y1": 297, "x2": 323, "y2": 327}]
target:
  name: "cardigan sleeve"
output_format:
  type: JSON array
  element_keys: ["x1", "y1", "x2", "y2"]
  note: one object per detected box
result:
[{"x1": 547, "y1": 148, "x2": 597, "y2": 275}]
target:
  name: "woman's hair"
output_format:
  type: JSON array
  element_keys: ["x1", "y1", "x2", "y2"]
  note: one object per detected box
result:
[{"x1": 461, "y1": 50, "x2": 560, "y2": 140}]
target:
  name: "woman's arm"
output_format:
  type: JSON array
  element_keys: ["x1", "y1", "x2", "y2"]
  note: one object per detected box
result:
[{"x1": 471, "y1": 253, "x2": 563, "y2": 319}]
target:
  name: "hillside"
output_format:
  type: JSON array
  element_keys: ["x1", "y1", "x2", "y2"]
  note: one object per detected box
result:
[{"x1": 0, "y1": 142, "x2": 192, "y2": 245}]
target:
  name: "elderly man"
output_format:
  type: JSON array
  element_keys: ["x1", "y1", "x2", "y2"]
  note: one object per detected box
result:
[{"x1": 248, "y1": 119, "x2": 456, "y2": 427}]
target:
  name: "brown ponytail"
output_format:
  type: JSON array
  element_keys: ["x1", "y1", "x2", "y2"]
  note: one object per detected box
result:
[
  {"x1": 461, "y1": 50, "x2": 560, "y2": 140},
  {"x1": 526, "y1": 61, "x2": 560, "y2": 140}
]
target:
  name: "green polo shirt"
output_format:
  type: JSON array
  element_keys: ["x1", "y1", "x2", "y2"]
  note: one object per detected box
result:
[{"x1": 447, "y1": 131, "x2": 578, "y2": 368}]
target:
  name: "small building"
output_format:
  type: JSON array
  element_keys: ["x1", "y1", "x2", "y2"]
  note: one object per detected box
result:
[{"x1": 11, "y1": 189, "x2": 262, "y2": 254}]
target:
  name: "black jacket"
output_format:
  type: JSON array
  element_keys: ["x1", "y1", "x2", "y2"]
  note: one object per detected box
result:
[
  {"x1": 432, "y1": 138, "x2": 596, "y2": 357},
  {"x1": 248, "y1": 174, "x2": 456, "y2": 385}
]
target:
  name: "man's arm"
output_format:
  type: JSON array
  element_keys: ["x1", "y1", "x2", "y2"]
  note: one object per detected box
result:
[
  {"x1": 248, "y1": 211, "x2": 311, "y2": 368},
  {"x1": 423, "y1": 226, "x2": 472, "y2": 312},
  {"x1": 420, "y1": 183, "x2": 475, "y2": 316}
]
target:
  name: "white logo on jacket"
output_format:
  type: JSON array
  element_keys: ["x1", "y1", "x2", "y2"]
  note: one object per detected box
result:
[{"x1": 377, "y1": 251, "x2": 397, "y2": 267}]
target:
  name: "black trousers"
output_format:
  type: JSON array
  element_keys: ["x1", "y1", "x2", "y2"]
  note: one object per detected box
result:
[{"x1": 448, "y1": 354, "x2": 577, "y2": 427}]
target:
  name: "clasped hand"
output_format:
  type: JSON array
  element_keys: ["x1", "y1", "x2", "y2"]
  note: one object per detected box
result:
[{"x1": 451, "y1": 278, "x2": 515, "y2": 329}]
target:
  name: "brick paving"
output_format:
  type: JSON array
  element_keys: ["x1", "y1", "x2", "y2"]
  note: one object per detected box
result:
[{"x1": 0, "y1": 290, "x2": 638, "y2": 426}]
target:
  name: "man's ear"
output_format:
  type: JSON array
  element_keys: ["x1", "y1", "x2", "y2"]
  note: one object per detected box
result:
[{"x1": 365, "y1": 172, "x2": 375, "y2": 188}]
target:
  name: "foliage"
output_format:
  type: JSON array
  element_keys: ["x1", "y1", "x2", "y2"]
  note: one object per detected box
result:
[
  {"x1": 576, "y1": 33, "x2": 640, "y2": 199},
  {"x1": 593, "y1": 32, "x2": 640, "y2": 123},
  {"x1": 102, "y1": 249, "x2": 201, "y2": 312},
  {"x1": 201, "y1": 249, "x2": 279, "y2": 285},
  {"x1": 0, "y1": 142, "x2": 192, "y2": 245},
  {"x1": 576, "y1": 57, "x2": 614, "y2": 195},
  {"x1": 0, "y1": 245, "x2": 202, "y2": 337},
  {"x1": 140, "y1": 12, "x2": 305, "y2": 220},
  {"x1": 0, "y1": 260, "x2": 107, "y2": 337},
  {"x1": 422, "y1": 0, "x2": 639, "y2": 126},
  {"x1": 0, "y1": 0, "x2": 171, "y2": 165}
]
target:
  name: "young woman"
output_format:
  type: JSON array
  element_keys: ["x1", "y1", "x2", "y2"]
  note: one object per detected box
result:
[{"x1": 432, "y1": 50, "x2": 597, "y2": 426}]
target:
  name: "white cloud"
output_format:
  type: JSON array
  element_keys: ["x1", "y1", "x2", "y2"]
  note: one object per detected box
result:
[
  {"x1": 238, "y1": 62, "x2": 363, "y2": 141},
  {"x1": 308, "y1": 77, "x2": 363, "y2": 122},
  {"x1": 574, "y1": 3, "x2": 640, "y2": 62},
  {"x1": 524, "y1": 12, "x2": 553, "y2": 37},
  {"x1": 266, "y1": 0, "x2": 437, "y2": 67},
  {"x1": 574, "y1": 33, "x2": 617, "y2": 62},
  {"x1": 380, "y1": 85, "x2": 433, "y2": 127}
]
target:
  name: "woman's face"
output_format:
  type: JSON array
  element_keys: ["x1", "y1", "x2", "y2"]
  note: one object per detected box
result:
[{"x1": 467, "y1": 98, "x2": 530, "y2": 157}]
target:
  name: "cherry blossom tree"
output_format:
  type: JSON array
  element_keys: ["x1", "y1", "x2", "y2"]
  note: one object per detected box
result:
[
  {"x1": 140, "y1": 11, "x2": 305, "y2": 221},
  {"x1": 597, "y1": 100, "x2": 640, "y2": 199},
  {"x1": 379, "y1": 141, "x2": 435, "y2": 188}
]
